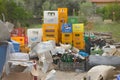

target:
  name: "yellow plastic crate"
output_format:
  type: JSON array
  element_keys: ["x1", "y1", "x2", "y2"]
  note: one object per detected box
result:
[
  {"x1": 42, "y1": 24, "x2": 59, "y2": 38},
  {"x1": 62, "y1": 33, "x2": 72, "y2": 44},
  {"x1": 58, "y1": 8, "x2": 68, "y2": 24},
  {"x1": 58, "y1": 8, "x2": 68, "y2": 15},
  {"x1": 58, "y1": 17, "x2": 68, "y2": 24},
  {"x1": 73, "y1": 32, "x2": 84, "y2": 41},
  {"x1": 42, "y1": 24, "x2": 59, "y2": 32},
  {"x1": 73, "y1": 41, "x2": 85, "y2": 50},
  {"x1": 43, "y1": 37, "x2": 59, "y2": 43},
  {"x1": 72, "y1": 24, "x2": 84, "y2": 32},
  {"x1": 43, "y1": 32, "x2": 58, "y2": 38},
  {"x1": 11, "y1": 37, "x2": 25, "y2": 46},
  {"x1": 62, "y1": 40, "x2": 72, "y2": 44}
]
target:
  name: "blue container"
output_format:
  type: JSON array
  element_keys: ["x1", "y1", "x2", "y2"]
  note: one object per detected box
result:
[
  {"x1": 62, "y1": 23, "x2": 72, "y2": 33},
  {"x1": 11, "y1": 40, "x2": 20, "y2": 52},
  {"x1": 117, "y1": 74, "x2": 120, "y2": 80},
  {"x1": 0, "y1": 42, "x2": 8, "y2": 76}
]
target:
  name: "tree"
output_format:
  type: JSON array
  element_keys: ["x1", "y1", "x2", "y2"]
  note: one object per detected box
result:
[
  {"x1": 42, "y1": 1, "x2": 51, "y2": 10},
  {"x1": 51, "y1": 3, "x2": 57, "y2": 10},
  {"x1": 0, "y1": 0, "x2": 32, "y2": 27},
  {"x1": 97, "y1": 3, "x2": 120, "y2": 21},
  {"x1": 80, "y1": 1, "x2": 94, "y2": 18}
]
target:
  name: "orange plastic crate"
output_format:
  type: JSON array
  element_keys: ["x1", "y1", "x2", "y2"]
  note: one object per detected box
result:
[{"x1": 11, "y1": 37, "x2": 25, "y2": 46}]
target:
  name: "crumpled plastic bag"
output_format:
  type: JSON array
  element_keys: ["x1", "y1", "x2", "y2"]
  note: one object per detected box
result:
[
  {"x1": 0, "y1": 20, "x2": 14, "y2": 41},
  {"x1": 45, "y1": 70, "x2": 56, "y2": 80},
  {"x1": 60, "y1": 43, "x2": 72, "y2": 50},
  {"x1": 32, "y1": 40, "x2": 56, "y2": 55},
  {"x1": 9, "y1": 53, "x2": 29, "y2": 61},
  {"x1": 55, "y1": 47, "x2": 65, "y2": 54},
  {"x1": 38, "y1": 51, "x2": 53, "y2": 73}
]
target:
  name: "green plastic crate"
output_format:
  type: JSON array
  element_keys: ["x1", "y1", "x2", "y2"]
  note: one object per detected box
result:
[{"x1": 68, "y1": 17, "x2": 78, "y2": 24}]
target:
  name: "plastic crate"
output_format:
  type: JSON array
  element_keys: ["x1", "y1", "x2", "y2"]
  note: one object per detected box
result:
[
  {"x1": 44, "y1": 11, "x2": 58, "y2": 24},
  {"x1": 43, "y1": 37, "x2": 59, "y2": 43},
  {"x1": 10, "y1": 40, "x2": 20, "y2": 52},
  {"x1": 0, "y1": 42, "x2": 8, "y2": 76},
  {"x1": 73, "y1": 32, "x2": 84, "y2": 41},
  {"x1": 11, "y1": 37, "x2": 25, "y2": 46},
  {"x1": 73, "y1": 41, "x2": 85, "y2": 50},
  {"x1": 42, "y1": 24, "x2": 58, "y2": 31},
  {"x1": 73, "y1": 24, "x2": 84, "y2": 32},
  {"x1": 62, "y1": 33, "x2": 72, "y2": 44},
  {"x1": 58, "y1": 8, "x2": 68, "y2": 16},
  {"x1": 11, "y1": 28, "x2": 26, "y2": 37},
  {"x1": 68, "y1": 17, "x2": 78, "y2": 24},
  {"x1": 62, "y1": 23, "x2": 72, "y2": 33},
  {"x1": 58, "y1": 17, "x2": 68, "y2": 25}
]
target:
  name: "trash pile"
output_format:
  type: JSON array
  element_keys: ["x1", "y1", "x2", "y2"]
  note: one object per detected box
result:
[{"x1": 29, "y1": 40, "x2": 88, "y2": 72}]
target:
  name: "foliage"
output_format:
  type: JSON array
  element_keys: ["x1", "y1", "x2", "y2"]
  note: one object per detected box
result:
[
  {"x1": 42, "y1": 1, "x2": 51, "y2": 10},
  {"x1": 97, "y1": 3, "x2": 120, "y2": 21},
  {"x1": 80, "y1": 1, "x2": 94, "y2": 18},
  {"x1": 0, "y1": 0, "x2": 32, "y2": 27}
]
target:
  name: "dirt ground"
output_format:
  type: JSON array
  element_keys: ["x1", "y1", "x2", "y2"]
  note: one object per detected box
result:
[{"x1": 38, "y1": 70, "x2": 119, "y2": 80}]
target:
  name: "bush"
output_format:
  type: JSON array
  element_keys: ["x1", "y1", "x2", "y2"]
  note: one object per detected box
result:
[{"x1": 97, "y1": 3, "x2": 120, "y2": 21}]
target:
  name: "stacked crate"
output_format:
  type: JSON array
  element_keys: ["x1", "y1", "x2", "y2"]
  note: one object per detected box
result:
[
  {"x1": 72, "y1": 24, "x2": 85, "y2": 50},
  {"x1": 61, "y1": 23, "x2": 72, "y2": 44},
  {"x1": 42, "y1": 11, "x2": 59, "y2": 43},
  {"x1": 11, "y1": 28, "x2": 27, "y2": 46},
  {"x1": 58, "y1": 8, "x2": 68, "y2": 42},
  {"x1": 42, "y1": 24, "x2": 59, "y2": 43}
]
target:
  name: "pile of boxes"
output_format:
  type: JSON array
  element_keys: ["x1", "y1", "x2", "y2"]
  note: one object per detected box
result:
[{"x1": 42, "y1": 8, "x2": 85, "y2": 50}]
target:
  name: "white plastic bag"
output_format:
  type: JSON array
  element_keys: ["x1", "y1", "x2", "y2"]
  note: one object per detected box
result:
[
  {"x1": 10, "y1": 53, "x2": 29, "y2": 61},
  {"x1": 38, "y1": 51, "x2": 53, "y2": 73},
  {"x1": 45, "y1": 70, "x2": 56, "y2": 80}
]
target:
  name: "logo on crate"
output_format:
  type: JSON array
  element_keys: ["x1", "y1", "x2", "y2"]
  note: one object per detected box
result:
[{"x1": 31, "y1": 37, "x2": 38, "y2": 41}]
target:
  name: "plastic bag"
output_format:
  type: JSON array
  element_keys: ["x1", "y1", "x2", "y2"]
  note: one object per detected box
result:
[
  {"x1": 0, "y1": 20, "x2": 14, "y2": 41},
  {"x1": 33, "y1": 40, "x2": 55, "y2": 55},
  {"x1": 45, "y1": 70, "x2": 56, "y2": 80},
  {"x1": 9, "y1": 53, "x2": 29, "y2": 61}
]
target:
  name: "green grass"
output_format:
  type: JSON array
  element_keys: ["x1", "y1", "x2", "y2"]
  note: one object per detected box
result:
[
  {"x1": 29, "y1": 24, "x2": 42, "y2": 28},
  {"x1": 89, "y1": 22, "x2": 120, "y2": 42}
]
